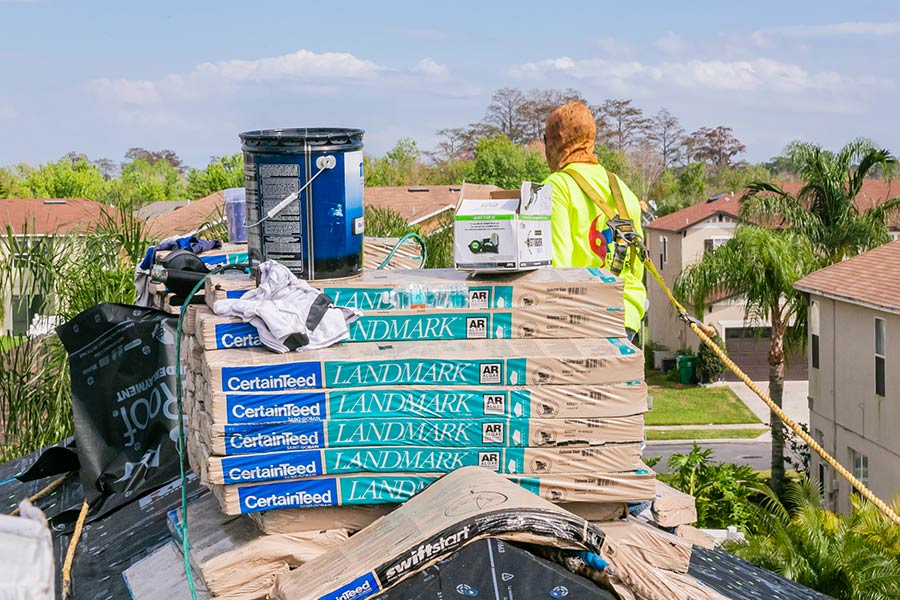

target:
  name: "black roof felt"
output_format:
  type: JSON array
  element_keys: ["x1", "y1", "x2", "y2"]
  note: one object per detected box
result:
[{"x1": 0, "y1": 444, "x2": 204, "y2": 600}]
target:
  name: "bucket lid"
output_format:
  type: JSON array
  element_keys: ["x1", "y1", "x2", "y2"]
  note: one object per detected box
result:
[{"x1": 240, "y1": 128, "x2": 364, "y2": 153}]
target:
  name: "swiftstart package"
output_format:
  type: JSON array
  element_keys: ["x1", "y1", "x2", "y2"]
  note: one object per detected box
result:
[
  {"x1": 193, "y1": 303, "x2": 624, "y2": 350},
  {"x1": 269, "y1": 467, "x2": 608, "y2": 600},
  {"x1": 196, "y1": 413, "x2": 645, "y2": 455},
  {"x1": 202, "y1": 337, "x2": 642, "y2": 393},
  {"x1": 204, "y1": 443, "x2": 644, "y2": 485},
  {"x1": 212, "y1": 468, "x2": 655, "y2": 515},
  {"x1": 201, "y1": 382, "x2": 648, "y2": 425},
  {"x1": 204, "y1": 267, "x2": 623, "y2": 311}
]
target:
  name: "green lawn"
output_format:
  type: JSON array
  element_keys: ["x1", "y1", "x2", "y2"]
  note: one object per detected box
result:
[
  {"x1": 0, "y1": 336, "x2": 22, "y2": 351},
  {"x1": 646, "y1": 428, "x2": 767, "y2": 441},
  {"x1": 645, "y1": 370, "x2": 761, "y2": 426}
]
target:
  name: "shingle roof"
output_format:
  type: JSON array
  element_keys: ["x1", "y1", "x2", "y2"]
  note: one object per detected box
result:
[
  {"x1": 145, "y1": 191, "x2": 225, "y2": 239},
  {"x1": 646, "y1": 193, "x2": 741, "y2": 232},
  {"x1": 794, "y1": 239, "x2": 900, "y2": 313},
  {"x1": 134, "y1": 200, "x2": 190, "y2": 221},
  {"x1": 0, "y1": 198, "x2": 111, "y2": 235},
  {"x1": 365, "y1": 185, "x2": 500, "y2": 227}
]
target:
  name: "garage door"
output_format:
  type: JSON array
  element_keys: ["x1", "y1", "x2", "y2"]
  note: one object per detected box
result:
[{"x1": 723, "y1": 327, "x2": 808, "y2": 381}]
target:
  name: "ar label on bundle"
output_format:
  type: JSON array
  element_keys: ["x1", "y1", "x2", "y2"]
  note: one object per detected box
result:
[
  {"x1": 479, "y1": 363, "x2": 502, "y2": 384},
  {"x1": 466, "y1": 317, "x2": 488, "y2": 339},
  {"x1": 469, "y1": 289, "x2": 489, "y2": 309},
  {"x1": 481, "y1": 422, "x2": 504, "y2": 444},
  {"x1": 482, "y1": 394, "x2": 505, "y2": 415},
  {"x1": 478, "y1": 451, "x2": 500, "y2": 471}
]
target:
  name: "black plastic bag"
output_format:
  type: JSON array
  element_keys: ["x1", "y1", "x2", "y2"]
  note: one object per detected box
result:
[{"x1": 57, "y1": 303, "x2": 184, "y2": 518}]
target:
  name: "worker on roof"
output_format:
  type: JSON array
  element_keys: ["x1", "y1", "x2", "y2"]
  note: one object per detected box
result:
[{"x1": 542, "y1": 102, "x2": 646, "y2": 341}]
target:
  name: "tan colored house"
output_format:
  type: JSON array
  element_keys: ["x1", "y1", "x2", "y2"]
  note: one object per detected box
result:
[
  {"x1": 643, "y1": 193, "x2": 807, "y2": 379},
  {"x1": 0, "y1": 198, "x2": 110, "y2": 335},
  {"x1": 794, "y1": 240, "x2": 900, "y2": 512}
]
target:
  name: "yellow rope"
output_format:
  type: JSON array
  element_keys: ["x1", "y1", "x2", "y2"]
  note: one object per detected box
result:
[
  {"x1": 9, "y1": 473, "x2": 68, "y2": 516},
  {"x1": 61, "y1": 500, "x2": 89, "y2": 599},
  {"x1": 643, "y1": 255, "x2": 900, "y2": 527}
]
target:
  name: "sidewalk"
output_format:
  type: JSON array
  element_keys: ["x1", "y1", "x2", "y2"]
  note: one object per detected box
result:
[{"x1": 726, "y1": 380, "x2": 809, "y2": 426}]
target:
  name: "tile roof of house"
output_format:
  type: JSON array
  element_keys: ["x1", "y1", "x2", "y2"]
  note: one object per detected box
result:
[
  {"x1": 646, "y1": 193, "x2": 742, "y2": 232},
  {"x1": 794, "y1": 239, "x2": 900, "y2": 313},
  {"x1": 646, "y1": 179, "x2": 900, "y2": 232},
  {"x1": 0, "y1": 197, "x2": 111, "y2": 235},
  {"x1": 142, "y1": 186, "x2": 502, "y2": 240},
  {"x1": 145, "y1": 191, "x2": 225, "y2": 239}
]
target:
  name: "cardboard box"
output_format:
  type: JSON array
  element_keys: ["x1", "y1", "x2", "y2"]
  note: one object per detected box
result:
[
  {"x1": 211, "y1": 468, "x2": 656, "y2": 515},
  {"x1": 194, "y1": 303, "x2": 624, "y2": 350},
  {"x1": 200, "y1": 382, "x2": 647, "y2": 425},
  {"x1": 205, "y1": 443, "x2": 645, "y2": 484},
  {"x1": 454, "y1": 182, "x2": 552, "y2": 271},
  {"x1": 196, "y1": 412, "x2": 644, "y2": 455},
  {"x1": 204, "y1": 267, "x2": 623, "y2": 312},
  {"x1": 202, "y1": 337, "x2": 643, "y2": 393}
]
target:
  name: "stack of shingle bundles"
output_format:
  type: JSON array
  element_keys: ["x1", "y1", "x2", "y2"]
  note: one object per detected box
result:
[{"x1": 183, "y1": 267, "x2": 654, "y2": 524}]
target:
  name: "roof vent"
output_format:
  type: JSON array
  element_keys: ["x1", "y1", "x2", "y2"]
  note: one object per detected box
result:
[
  {"x1": 407, "y1": 187, "x2": 429, "y2": 192},
  {"x1": 706, "y1": 193, "x2": 728, "y2": 203},
  {"x1": 43, "y1": 200, "x2": 66, "y2": 205},
  {"x1": 449, "y1": 186, "x2": 461, "y2": 192}
]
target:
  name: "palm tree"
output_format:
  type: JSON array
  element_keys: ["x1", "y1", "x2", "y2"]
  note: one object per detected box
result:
[
  {"x1": 674, "y1": 227, "x2": 815, "y2": 495},
  {"x1": 743, "y1": 139, "x2": 900, "y2": 264},
  {"x1": 726, "y1": 479, "x2": 900, "y2": 599}
]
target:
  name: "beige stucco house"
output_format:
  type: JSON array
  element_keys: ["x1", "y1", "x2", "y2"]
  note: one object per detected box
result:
[
  {"x1": 794, "y1": 240, "x2": 900, "y2": 513},
  {"x1": 644, "y1": 193, "x2": 807, "y2": 380}
]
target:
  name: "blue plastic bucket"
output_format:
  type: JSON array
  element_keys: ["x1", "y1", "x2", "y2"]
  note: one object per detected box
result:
[{"x1": 240, "y1": 128, "x2": 365, "y2": 281}]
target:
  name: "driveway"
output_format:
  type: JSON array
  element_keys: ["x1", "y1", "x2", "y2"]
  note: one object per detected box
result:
[{"x1": 726, "y1": 380, "x2": 809, "y2": 439}]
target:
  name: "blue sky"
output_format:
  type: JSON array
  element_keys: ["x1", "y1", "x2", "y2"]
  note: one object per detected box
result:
[{"x1": 3, "y1": 0, "x2": 900, "y2": 168}]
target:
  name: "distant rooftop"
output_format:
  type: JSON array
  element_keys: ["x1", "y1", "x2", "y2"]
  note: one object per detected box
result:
[
  {"x1": 0, "y1": 198, "x2": 110, "y2": 235},
  {"x1": 144, "y1": 191, "x2": 224, "y2": 240},
  {"x1": 134, "y1": 200, "x2": 190, "y2": 221}
]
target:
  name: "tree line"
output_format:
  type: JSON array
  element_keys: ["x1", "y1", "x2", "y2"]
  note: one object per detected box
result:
[{"x1": 0, "y1": 149, "x2": 244, "y2": 206}]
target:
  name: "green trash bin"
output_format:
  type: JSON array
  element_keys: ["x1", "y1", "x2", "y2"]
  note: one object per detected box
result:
[{"x1": 678, "y1": 355, "x2": 697, "y2": 385}]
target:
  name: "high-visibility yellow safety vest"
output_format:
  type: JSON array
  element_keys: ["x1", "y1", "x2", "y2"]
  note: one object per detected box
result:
[{"x1": 542, "y1": 162, "x2": 646, "y2": 333}]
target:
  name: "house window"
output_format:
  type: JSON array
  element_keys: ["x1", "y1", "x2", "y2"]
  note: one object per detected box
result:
[
  {"x1": 10, "y1": 294, "x2": 45, "y2": 336},
  {"x1": 875, "y1": 317, "x2": 886, "y2": 397},
  {"x1": 850, "y1": 447, "x2": 869, "y2": 487},
  {"x1": 703, "y1": 237, "x2": 728, "y2": 254},
  {"x1": 810, "y1": 301, "x2": 820, "y2": 369},
  {"x1": 658, "y1": 236, "x2": 668, "y2": 270}
]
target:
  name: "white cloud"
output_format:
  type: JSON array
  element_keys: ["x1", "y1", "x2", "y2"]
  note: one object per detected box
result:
[
  {"x1": 752, "y1": 21, "x2": 900, "y2": 48},
  {"x1": 656, "y1": 31, "x2": 687, "y2": 55},
  {"x1": 511, "y1": 55, "x2": 891, "y2": 94},
  {"x1": 192, "y1": 50, "x2": 384, "y2": 83},
  {"x1": 414, "y1": 58, "x2": 450, "y2": 80}
]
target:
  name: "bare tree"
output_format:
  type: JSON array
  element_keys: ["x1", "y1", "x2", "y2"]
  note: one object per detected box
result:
[
  {"x1": 520, "y1": 88, "x2": 586, "y2": 142},
  {"x1": 648, "y1": 108, "x2": 685, "y2": 169},
  {"x1": 627, "y1": 139, "x2": 664, "y2": 201},
  {"x1": 686, "y1": 126, "x2": 746, "y2": 168},
  {"x1": 93, "y1": 158, "x2": 119, "y2": 180},
  {"x1": 593, "y1": 99, "x2": 650, "y2": 151},
  {"x1": 483, "y1": 88, "x2": 529, "y2": 144}
]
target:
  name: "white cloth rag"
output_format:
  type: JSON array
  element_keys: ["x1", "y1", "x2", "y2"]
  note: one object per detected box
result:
[
  {"x1": 0, "y1": 500, "x2": 54, "y2": 600},
  {"x1": 213, "y1": 261, "x2": 361, "y2": 353}
]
